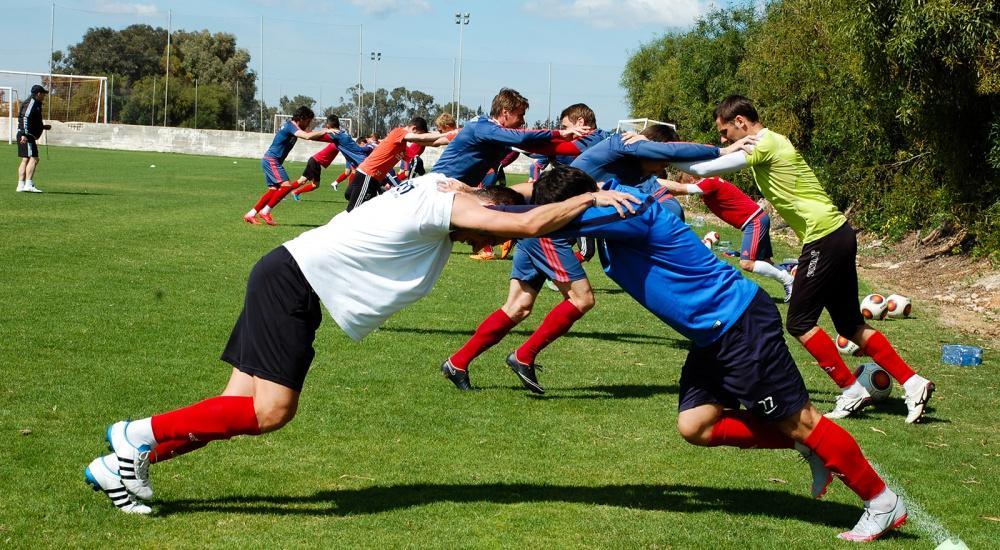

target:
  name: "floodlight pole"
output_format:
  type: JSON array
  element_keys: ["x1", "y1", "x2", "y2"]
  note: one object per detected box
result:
[
  {"x1": 547, "y1": 62, "x2": 552, "y2": 128},
  {"x1": 370, "y1": 51, "x2": 381, "y2": 136},
  {"x1": 48, "y1": 2, "x2": 54, "y2": 121},
  {"x1": 455, "y1": 12, "x2": 469, "y2": 123},
  {"x1": 164, "y1": 9, "x2": 171, "y2": 127},
  {"x1": 259, "y1": 16, "x2": 264, "y2": 132},
  {"x1": 194, "y1": 78, "x2": 199, "y2": 129},
  {"x1": 358, "y1": 24, "x2": 363, "y2": 136}
]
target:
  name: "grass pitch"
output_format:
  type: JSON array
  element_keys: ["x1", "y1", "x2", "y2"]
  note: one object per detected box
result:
[{"x1": 1, "y1": 145, "x2": 997, "y2": 547}]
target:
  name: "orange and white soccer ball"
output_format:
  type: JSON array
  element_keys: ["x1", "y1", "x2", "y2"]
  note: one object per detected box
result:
[
  {"x1": 836, "y1": 334, "x2": 861, "y2": 356},
  {"x1": 860, "y1": 294, "x2": 888, "y2": 320},
  {"x1": 703, "y1": 231, "x2": 720, "y2": 243},
  {"x1": 885, "y1": 294, "x2": 912, "y2": 318}
]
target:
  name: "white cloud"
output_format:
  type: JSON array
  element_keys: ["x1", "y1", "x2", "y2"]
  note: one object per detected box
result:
[
  {"x1": 95, "y1": 1, "x2": 161, "y2": 16},
  {"x1": 523, "y1": 0, "x2": 707, "y2": 29},
  {"x1": 348, "y1": 0, "x2": 431, "y2": 16}
]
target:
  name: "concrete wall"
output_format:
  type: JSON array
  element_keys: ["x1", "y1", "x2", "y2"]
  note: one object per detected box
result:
[{"x1": 34, "y1": 120, "x2": 537, "y2": 175}]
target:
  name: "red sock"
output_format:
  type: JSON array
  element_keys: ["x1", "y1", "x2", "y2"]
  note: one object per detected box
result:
[
  {"x1": 150, "y1": 395, "x2": 261, "y2": 443},
  {"x1": 801, "y1": 329, "x2": 856, "y2": 388},
  {"x1": 150, "y1": 439, "x2": 208, "y2": 464},
  {"x1": 267, "y1": 186, "x2": 294, "y2": 208},
  {"x1": 336, "y1": 171, "x2": 351, "y2": 183},
  {"x1": 294, "y1": 182, "x2": 318, "y2": 195},
  {"x1": 804, "y1": 417, "x2": 886, "y2": 501},
  {"x1": 707, "y1": 410, "x2": 794, "y2": 449},
  {"x1": 253, "y1": 188, "x2": 276, "y2": 211},
  {"x1": 861, "y1": 331, "x2": 915, "y2": 383},
  {"x1": 515, "y1": 300, "x2": 585, "y2": 365},
  {"x1": 450, "y1": 309, "x2": 517, "y2": 370}
]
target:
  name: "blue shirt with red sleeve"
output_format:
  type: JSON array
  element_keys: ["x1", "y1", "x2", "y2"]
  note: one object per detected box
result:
[
  {"x1": 432, "y1": 115, "x2": 562, "y2": 184},
  {"x1": 324, "y1": 132, "x2": 369, "y2": 167},
  {"x1": 570, "y1": 133, "x2": 720, "y2": 186}
]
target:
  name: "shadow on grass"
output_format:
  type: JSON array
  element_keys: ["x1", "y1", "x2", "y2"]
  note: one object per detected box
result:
[
  {"x1": 528, "y1": 384, "x2": 679, "y2": 400},
  {"x1": 156, "y1": 481, "x2": 915, "y2": 539},
  {"x1": 279, "y1": 223, "x2": 323, "y2": 229},
  {"x1": 381, "y1": 326, "x2": 687, "y2": 348},
  {"x1": 26, "y1": 191, "x2": 110, "y2": 196}
]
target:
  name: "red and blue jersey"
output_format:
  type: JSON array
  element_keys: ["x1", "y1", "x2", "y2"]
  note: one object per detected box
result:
[
  {"x1": 264, "y1": 121, "x2": 301, "y2": 163},
  {"x1": 532, "y1": 128, "x2": 611, "y2": 175},
  {"x1": 570, "y1": 133, "x2": 720, "y2": 186},
  {"x1": 322, "y1": 132, "x2": 369, "y2": 168},
  {"x1": 432, "y1": 115, "x2": 562, "y2": 184},
  {"x1": 696, "y1": 176, "x2": 763, "y2": 229}
]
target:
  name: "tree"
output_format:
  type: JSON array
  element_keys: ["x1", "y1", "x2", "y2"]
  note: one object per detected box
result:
[{"x1": 278, "y1": 95, "x2": 317, "y2": 115}]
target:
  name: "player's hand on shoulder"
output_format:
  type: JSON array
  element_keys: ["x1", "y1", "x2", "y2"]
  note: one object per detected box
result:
[
  {"x1": 591, "y1": 190, "x2": 642, "y2": 217},
  {"x1": 621, "y1": 131, "x2": 647, "y2": 145},
  {"x1": 560, "y1": 124, "x2": 592, "y2": 139},
  {"x1": 437, "y1": 178, "x2": 474, "y2": 194},
  {"x1": 721, "y1": 135, "x2": 757, "y2": 155}
]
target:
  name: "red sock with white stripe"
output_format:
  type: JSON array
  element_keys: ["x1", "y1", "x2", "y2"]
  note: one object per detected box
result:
[
  {"x1": 804, "y1": 417, "x2": 886, "y2": 500},
  {"x1": 801, "y1": 328, "x2": 856, "y2": 388},
  {"x1": 449, "y1": 309, "x2": 516, "y2": 370},
  {"x1": 515, "y1": 300, "x2": 584, "y2": 365},
  {"x1": 706, "y1": 410, "x2": 794, "y2": 449},
  {"x1": 150, "y1": 395, "x2": 261, "y2": 444},
  {"x1": 249, "y1": 188, "x2": 276, "y2": 215},
  {"x1": 860, "y1": 331, "x2": 915, "y2": 384}
]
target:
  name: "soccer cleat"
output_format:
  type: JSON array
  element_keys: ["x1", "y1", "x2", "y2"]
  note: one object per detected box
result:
[
  {"x1": 838, "y1": 495, "x2": 907, "y2": 542},
  {"x1": 469, "y1": 250, "x2": 496, "y2": 261},
  {"x1": 506, "y1": 353, "x2": 544, "y2": 395},
  {"x1": 441, "y1": 359, "x2": 476, "y2": 391},
  {"x1": 243, "y1": 213, "x2": 261, "y2": 225},
  {"x1": 796, "y1": 443, "x2": 833, "y2": 499},
  {"x1": 330, "y1": 181, "x2": 339, "y2": 190},
  {"x1": 903, "y1": 379, "x2": 935, "y2": 424},
  {"x1": 84, "y1": 455, "x2": 152, "y2": 514},
  {"x1": 106, "y1": 421, "x2": 154, "y2": 500},
  {"x1": 824, "y1": 386, "x2": 872, "y2": 419},
  {"x1": 23, "y1": 184, "x2": 42, "y2": 193},
  {"x1": 292, "y1": 191, "x2": 301, "y2": 201},
  {"x1": 783, "y1": 281, "x2": 794, "y2": 303},
  {"x1": 16, "y1": 182, "x2": 25, "y2": 192},
  {"x1": 499, "y1": 240, "x2": 514, "y2": 259},
  {"x1": 259, "y1": 212, "x2": 276, "y2": 226}
]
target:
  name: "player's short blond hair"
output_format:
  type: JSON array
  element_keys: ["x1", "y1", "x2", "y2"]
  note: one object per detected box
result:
[
  {"x1": 434, "y1": 112, "x2": 457, "y2": 131},
  {"x1": 490, "y1": 88, "x2": 529, "y2": 118}
]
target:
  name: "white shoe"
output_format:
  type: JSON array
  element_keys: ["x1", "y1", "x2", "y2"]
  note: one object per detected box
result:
[
  {"x1": 825, "y1": 386, "x2": 872, "y2": 419},
  {"x1": 330, "y1": 181, "x2": 339, "y2": 190},
  {"x1": 795, "y1": 443, "x2": 833, "y2": 499},
  {"x1": 84, "y1": 455, "x2": 152, "y2": 514},
  {"x1": 838, "y1": 495, "x2": 907, "y2": 541},
  {"x1": 783, "y1": 281, "x2": 794, "y2": 303},
  {"x1": 106, "y1": 421, "x2": 154, "y2": 499},
  {"x1": 16, "y1": 182, "x2": 25, "y2": 192},
  {"x1": 904, "y1": 379, "x2": 935, "y2": 424},
  {"x1": 23, "y1": 184, "x2": 42, "y2": 193}
]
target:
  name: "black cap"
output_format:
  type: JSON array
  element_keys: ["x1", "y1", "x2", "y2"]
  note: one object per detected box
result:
[{"x1": 30, "y1": 84, "x2": 48, "y2": 95}]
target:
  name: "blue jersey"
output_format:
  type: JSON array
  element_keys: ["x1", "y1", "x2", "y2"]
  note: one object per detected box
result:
[
  {"x1": 433, "y1": 115, "x2": 560, "y2": 184},
  {"x1": 570, "y1": 133, "x2": 720, "y2": 186},
  {"x1": 551, "y1": 182, "x2": 759, "y2": 346},
  {"x1": 533, "y1": 128, "x2": 611, "y2": 172},
  {"x1": 264, "y1": 121, "x2": 301, "y2": 163},
  {"x1": 327, "y1": 133, "x2": 369, "y2": 167}
]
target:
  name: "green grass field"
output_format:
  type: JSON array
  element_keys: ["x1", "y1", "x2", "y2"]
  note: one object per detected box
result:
[{"x1": 1, "y1": 145, "x2": 996, "y2": 548}]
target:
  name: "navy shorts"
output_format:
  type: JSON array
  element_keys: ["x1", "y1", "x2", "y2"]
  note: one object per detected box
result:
[
  {"x1": 511, "y1": 237, "x2": 587, "y2": 290},
  {"x1": 221, "y1": 246, "x2": 322, "y2": 392},
  {"x1": 740, "y1": 213, "x2": 773, "y2": 261},
  {"x1": 17, "y1": 136, "x2": 38, "y2": 158},
  {"x1": 678, "y1": 288, "x2": 809, "y2": 421},
  {"x1": 261, "y1": 156, "x2": 289, "y2": 187}
]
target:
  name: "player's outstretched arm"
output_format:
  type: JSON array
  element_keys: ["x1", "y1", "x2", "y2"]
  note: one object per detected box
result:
[
  {"x1": 295, "y1": 128, "x2": 336, "y2": 141},
  {"x1": 404, "y1": 131, "x2": 447, "y2": 145},
  {"x1": 656, "y1": 178, "x2": 701, "y2": 196},
  {"x1": 672, "y1": 152, "x2": 749, "y2": 177}
]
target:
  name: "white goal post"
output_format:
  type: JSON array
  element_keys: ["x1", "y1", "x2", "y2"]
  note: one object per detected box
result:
[
  {"x1": 616, "y1": 118, "x2": 677, "y2": 133},
  {"x1": 0, "y1": 70, "x2": 108, "y2": 125},
  {"x1": 0, "y1": 86, "x2": 18, "y2": 144}
]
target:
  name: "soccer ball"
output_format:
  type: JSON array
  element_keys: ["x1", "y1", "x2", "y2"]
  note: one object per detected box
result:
[
  {"x1": 885, "y1": 294, "x2": 912, "y2": 318},
  {"x1": 860, "y1": 294, "x2": 888, "y2": 320},
  {"x1": 703, "y1": 231, "x2": 720, "y2": 243},
  {"x1": 836, "y1": 335, "x2": 861, "y2": 356},
  {"x1": 854, "y1": 363, "x2": 893, "y2": 402}
]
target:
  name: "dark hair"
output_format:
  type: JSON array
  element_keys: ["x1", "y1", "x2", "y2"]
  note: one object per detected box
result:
[
  {"x1": 491, "y1": 87, "x2": 529, "y2": 118},
  {"x1": 409, "y1": 116, "x2": 429, "y2": 133},
  {"x1": 291, "y1": 106, "x2": 315, "y2": 122},
  {"x1": 531, "y1": 165, "x2": 598, "y2": 205},
  {"x1": 326, "y1": 114, "x2": 340, "y2": 128},
  {"x1": 559, "y1": 103, "x2": 596, "y2": 127},
  {"x1": 640, "y1": 124, "x2": 680, "y2": 143},
  {"x1": 713, "y1": 95, "x2": 759, "y2": 123},
  {"x1": 473, "y1": 185, "x2": 526, "y2": 206}
]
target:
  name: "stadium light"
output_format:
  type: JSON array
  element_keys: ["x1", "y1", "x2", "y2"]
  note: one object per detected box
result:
[
  {"x1": 454, "y1": 12, "x2": 470, "y2": 122},
  {"x1": 370, "y1": 51, "x2": 381, "y2": 136}
]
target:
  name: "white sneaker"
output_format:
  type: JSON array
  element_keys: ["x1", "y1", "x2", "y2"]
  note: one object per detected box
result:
[
  {"x1": 16, "y1": 182, "x2": 25, "y2": 192},
  {"x1": 795, "y1": 443, "x2": 833, "y2": 498},
  {"x1": 825, "y1": 386, "x2": 872, "y2": 419},
  {"x1": 106, "y1": 421, "x2": 154, "y2": 499},
  {"x1": 84, "y1": 455, "x2": 152, "y2": 514},
  {"x1": 783, "y1": 281, "x2": 794, "y2": 303},
  {"x1": 904, "y1": 379, "x2": 935, "y2": 424},
  {"x1": 838, "y1": 494, "x2": 907, "y2": 541},
  {"x1": 330, "y1": 181, "x2": 338, "y2": 190},
  {"x1": 23, "y1": 184, "x2": 42, "y2": 193}
]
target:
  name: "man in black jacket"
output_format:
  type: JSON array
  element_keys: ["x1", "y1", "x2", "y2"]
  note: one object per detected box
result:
[{"x1": 16, "y1": 84, "x2": 51, "y2": 193}]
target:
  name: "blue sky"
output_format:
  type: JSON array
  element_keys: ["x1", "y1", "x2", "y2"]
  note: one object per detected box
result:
[{"x1": 1, "y1": 0, "x2": 720, "y2": 126}]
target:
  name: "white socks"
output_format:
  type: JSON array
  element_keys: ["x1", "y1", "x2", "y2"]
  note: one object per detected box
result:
[
  {"x1": 866, "y1": 487, "x2": 898, "y2": 513},
  {"x1": 752, "y1": 260, "x2": 794, "y2": 284},
  {"x1": 260, "y1": 205, "x2": 272, "y2": 215},
  {"x1": 902, "y1": 374, "x2": 928, "y2": 396},
  {"x1": 124, "y1": 417, "x2": 156, "y2": 447},
  {"x1": 844, "y1": 380, "x2": 867, "y2": 397}
]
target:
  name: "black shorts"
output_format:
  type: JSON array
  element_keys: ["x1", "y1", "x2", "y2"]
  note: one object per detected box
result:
[
  {"x1": 17, "y1": 136, "x2": 38, "y2": 158},
  {"x1": 302, "y1": 157, "x2": 323, "y2": 182},
  {"x1": 221, "y1": 246, "x2": 322, "y2": 392},
  {"x1": 786, "y1": 222, "x2": 866, "y2": 337},
  {"x1": 678, "y1": 288, "x2": 810, "y2": 422},
  {"x1": 344, "y1": 170, "x2": 385, "y2": 212}
]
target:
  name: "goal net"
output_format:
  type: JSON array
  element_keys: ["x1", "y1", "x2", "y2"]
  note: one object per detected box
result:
[
  {"x1": 0, "y1": 86, "x2": 18, "y2": 144},
  {"x1": 0, "y1": 71, "x2": 107, "y2": 126},
  {"x1": 273, "y1": 113, "x2": 293, "y2": 133},
  {"x1": 616, "y1": 118, "x2": 676, "y2": 133}
]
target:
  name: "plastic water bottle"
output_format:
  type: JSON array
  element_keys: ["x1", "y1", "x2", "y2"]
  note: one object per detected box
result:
[
  {"x1": 691, "y1": 216, "x2": 706, "y2": 228},
  {"x1": 719, "y1": 240, "x2": 732, "y2": 247},
  {"x1": 941, "y1": 345, "x2": 983, "y2": 366}
]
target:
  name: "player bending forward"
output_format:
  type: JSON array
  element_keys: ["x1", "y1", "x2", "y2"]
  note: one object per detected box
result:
[
  {"x1": 524, "y1": 166, "x2": 908, "y2": 541},
  {"x1": 83, "y1": 172, "x2": 639, "y2": 515}
]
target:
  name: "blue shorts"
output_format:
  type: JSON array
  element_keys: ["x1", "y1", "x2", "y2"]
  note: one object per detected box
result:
[
  {"x1": 511, "y1": 237, "x2": 587, "y2": 289},
  {"x1": 678, "y1": 288, "x2": 809, "y2": 422},
  {"x1": 262, "y1": 156, "x2": 289, "y2": 187},
  {"x1": 740, "y1": 213, "x2": 773, "y2": 261}
]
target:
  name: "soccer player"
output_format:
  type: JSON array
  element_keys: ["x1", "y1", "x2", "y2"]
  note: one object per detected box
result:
[
  {"x1": 675, "y1": 95, "x2": 935, "y2": 422},
  {"x1": 530, "y1": 103, "x2": 613, "y2": 179},
  {"x1": 289, "y1": 115, "x2": 346, "y2": 200},
  {"x1": 15, "y1": 84, "x2": 51, "y2": 193},
  {"x1": 524, "y1": 166, "x2": 909, "y2": 541},
  {"x1": 659, "y1": 174, "x2": 795, "y2": 301},
  {"x1": 84, "y1": 172, "x2": 640, "y2": 515},
  {"x1": 244, "y1": 106, "x2": 334, "y2": 226}
]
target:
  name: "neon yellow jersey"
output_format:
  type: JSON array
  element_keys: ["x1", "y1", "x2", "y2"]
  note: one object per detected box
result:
[{"x1": 746, "y1": 129, "x2": 845, "y2": 244}]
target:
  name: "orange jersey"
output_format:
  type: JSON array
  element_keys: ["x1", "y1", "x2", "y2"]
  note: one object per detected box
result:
[{"x1": 358, "y1": 127, "x2": 408, "y2": 180}]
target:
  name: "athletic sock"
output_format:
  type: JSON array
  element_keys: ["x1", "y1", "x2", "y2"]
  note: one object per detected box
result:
[
  {"x1": 150, "y1": 395, "x2": 261, "y2": 443},
  {"x1": 293, "y1": 182, "x2": 317, "y2": 196},
  {"x1": 335, "y1": 171, "x2": 350, "y2": 184},
  {"x1": 706, "y1": 410, "x2": 795, "y2": 449},
  {"x1": 752, "y1": 260, "x2": 793, "y2": 284},
  {"x1": 252, "y1": 188, "x2": 276, "y2": 212},
  {"x1": 26, "y1": 179, "x2": 33, "y2": 187},
  {"x1": 450, "y1": 308, "x2": 517, "y2": 370},
  {"x1": 861, "y1": 331, "x2": 916, "y2": 384},
  {"x1": 801, "y1": 328, "x2": 856, "y2": 388},
  {"x1": 124, "y1": 417, "x2": 155, "y2": 446},
  {"x1": 804, "y1": 416, "x2": 886, "y2": 501},
  {"x1": 515, "y1": 300, "x2": 585, "y2": 365},
  {"x1": 867, "y1": 486, "x2": 899, "y2": 513},
  {"x1": 150, "y1": 439, "x2": 208, "y2": 464},
  {"x1": 267, "y1": 186, "x2": 294, "y2": 208}
]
